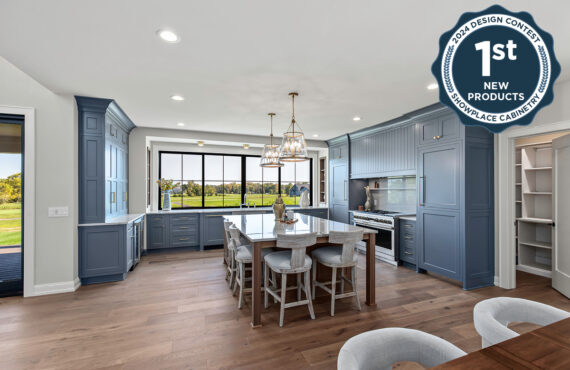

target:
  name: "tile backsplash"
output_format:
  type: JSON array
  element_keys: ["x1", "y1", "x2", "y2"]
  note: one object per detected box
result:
[{"x1": 367, "y1": 176, "x2": 416, "y2": 213}]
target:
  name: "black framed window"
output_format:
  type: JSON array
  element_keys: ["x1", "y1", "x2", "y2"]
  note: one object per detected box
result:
[{"x1": 158, "y1": 151, "x2": 312, "y2": 209}]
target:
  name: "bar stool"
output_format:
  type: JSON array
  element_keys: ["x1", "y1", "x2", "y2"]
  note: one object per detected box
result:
[
  {"x1": 223, "y1": 221, "x2": 237, "y2": 289},
  {"x1": 229, "y1": 227, "x2": 276, "y2": 309},
  {"x1": 312, "y1": 230, "x2": 363, "y2": 316},
  {"x1": 264, "y1": 232, "x2": 317, "y2": 327}
]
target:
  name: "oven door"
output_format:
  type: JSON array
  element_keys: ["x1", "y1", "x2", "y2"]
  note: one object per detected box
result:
[{"x1": 353, "y1": 220, "x2": 396, "y2": 262}]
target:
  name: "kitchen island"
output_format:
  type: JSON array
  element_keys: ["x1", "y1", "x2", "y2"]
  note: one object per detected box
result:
[{"x1": 224, "y1": 212, "x2": 377, "y2": 327}]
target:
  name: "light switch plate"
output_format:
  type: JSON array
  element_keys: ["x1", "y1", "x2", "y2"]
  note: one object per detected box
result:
[{"x1": 48, "y1": 207, "x2": 69, "y2": 217}]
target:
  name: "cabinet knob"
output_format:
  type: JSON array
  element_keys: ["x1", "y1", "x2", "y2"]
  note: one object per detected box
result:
[{"x1": 432, "y1": 135, "x2": 442, "y2": 140}]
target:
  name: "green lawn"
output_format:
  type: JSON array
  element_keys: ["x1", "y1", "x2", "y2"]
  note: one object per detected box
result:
[
  {"x1": 165, "y1": 194, "x2": 298, "y2": 208},
  {"x1": 0, "y1": 204, "x2": 21, "y2": 247}
]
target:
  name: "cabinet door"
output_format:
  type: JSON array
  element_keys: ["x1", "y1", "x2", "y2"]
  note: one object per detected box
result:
[
  {"x1": 147, "y1": 215, "x2": 169, "y2": 249},
  {"x1": 203, "y1": 214, "x2": 225, "y2": 245},
  {"x1": 418, "y1": 143, "x2": 461, "y2": 210},
  {"x1": 126, "y1": 224, "x2": 134, "y2": 270},
  {"x1": 330, "y1": 203, "x2": 349, "y2": 224},
  {"x1": 417, "y1": 119, "x2": 441, "y2": 146},
  {"x1": 80, "y1": 226, "x2": 125, "y2": 278},
  {"x1": 417, "y1": 209, "x2": 461, "y2": 280},
  {"x1": 331, "y1": 163, "x2": 348, "y2": 204}
]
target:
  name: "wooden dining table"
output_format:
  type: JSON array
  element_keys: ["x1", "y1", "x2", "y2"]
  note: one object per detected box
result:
[
  {"x1": 435, "y1": 317, "x2": 570, "y2": 369},
  {"x1": 223, "y1": 212, "x2": 377, "y2": 327}
]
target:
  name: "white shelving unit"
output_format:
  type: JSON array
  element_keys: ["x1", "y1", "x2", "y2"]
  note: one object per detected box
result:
[{"x1": 516, "y1": 143, "x2": 553, "y2": 278}]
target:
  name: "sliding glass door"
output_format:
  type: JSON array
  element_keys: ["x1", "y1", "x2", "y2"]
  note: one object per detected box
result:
[{"x1": 0, "y1": 114, "x2": 24, "y2": 297}]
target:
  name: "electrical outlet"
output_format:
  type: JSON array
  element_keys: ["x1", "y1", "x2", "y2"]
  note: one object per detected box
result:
[{"x1": 48, "y1": 207, "x2": 69, "y2": 217}]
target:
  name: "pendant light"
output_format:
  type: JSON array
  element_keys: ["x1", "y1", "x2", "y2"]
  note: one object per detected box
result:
[
  {"x1": 279, "y1": 92, "x2": 309, "y2": 162},
  {"x1": 260, "y1": 113, "x2": 284, "y2": 168}
]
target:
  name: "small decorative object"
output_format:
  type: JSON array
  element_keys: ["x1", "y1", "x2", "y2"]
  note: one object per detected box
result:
[
  {"x1": 286, "y1": 210, "x2": 294, "y2": 219},
  {"x1": 374, "y1": 181, "x2": 379, "y2": 188},
  {"x1": 358, "y1": 205, "x2": 364, "y2": 211},
  {"x1": 157, "y1": 178, "x2": 180, "y2": 211},
  {"x1": 280, "y1": 218, "x2": 298, "y2": 225},
  {"x1": 273, "y1": 194, "x2": 285, "y2": 220},
  {"x1": 299, "y1": 189, "x2": 310, "y2": 208},
  {"x1": 364, "y1": 186, "x2": 372, "y2": 212}
]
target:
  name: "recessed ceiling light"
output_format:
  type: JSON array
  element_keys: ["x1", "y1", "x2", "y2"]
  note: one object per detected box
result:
[
  {"x1": 353, "y1": 116, "x2": 361, "y2": 122},
  {"x1": 197, "y1": 141, "x2": 204, "y2": 147},
  {"x1": 170, "y1": 95, "x2": 185, "y2": 101},
  {"x1": 157, "y1": 29, "x2": 180, "y2": 43},
  {"x1": 243, "y1": 144, "x2": 250, "y2": 150},
  {"x1": 312, "y1": 134, "x2": 319, "y2": 137},
  {"x1": 177, "y1": 122, "x2": 185, "y2": 127},
  {"x1": 427, "y1": 83, "x2": 439, "y2": 90}
]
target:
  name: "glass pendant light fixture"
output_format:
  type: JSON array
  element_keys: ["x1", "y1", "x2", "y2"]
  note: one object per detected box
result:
[
  {"x1": 279, "y1": 92, "x2": 309, "y2": 162},
  {"x1": 260, "y1": 113, "x2": 284, "y2": 168}
]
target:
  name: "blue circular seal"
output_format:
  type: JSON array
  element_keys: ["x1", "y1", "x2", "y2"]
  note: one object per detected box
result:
[{"x1": 432, "y1": 5, "x2": 560, "y2": 133}]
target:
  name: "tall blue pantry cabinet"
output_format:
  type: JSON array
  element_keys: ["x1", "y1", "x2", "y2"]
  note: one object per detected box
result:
[
  {"x1": 416, "y1": 110, "x2": 494, "y2": 289},
  {"x1": 76, "y1": 97, "x2": 142, "y2": 285}
]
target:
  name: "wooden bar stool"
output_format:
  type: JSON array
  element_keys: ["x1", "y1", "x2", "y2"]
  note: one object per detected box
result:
[
  {"x1": 312, "y1": 230, "x2": 363, "y2": 316},
  {"x1": 264, "y1": 232, "x2": 317, "y2": 327}
]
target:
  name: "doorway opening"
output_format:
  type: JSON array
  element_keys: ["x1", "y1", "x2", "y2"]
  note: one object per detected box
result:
[
  {"x1": 513, "y1": 130, "x2": 570, "y2": 298},
  {"x1": 0, "y1": 114, "x2": 24, "y2": 297}
]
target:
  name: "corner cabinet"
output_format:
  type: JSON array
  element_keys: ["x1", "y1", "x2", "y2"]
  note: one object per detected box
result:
[
  {"x1": 76, "y1": 96, "x2": 136, "y2": 224},
  {"x1": 416, "y1": 111, "x2": 494, "y2": 290},
  {"x1": 328, "y1": 135, "x2": 350, "y2": 224}
]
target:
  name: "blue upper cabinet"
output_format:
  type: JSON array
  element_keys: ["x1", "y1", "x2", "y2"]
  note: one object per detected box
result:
[
  {"x1": 350, "y1": 122, "x2": 416, "y2": 179},
  {"x1": 76, "y1": 96, "x2": 136, "y2": 224},
  {"x1": 328, "y1": 135, "x2": 350, "y2": 223}
]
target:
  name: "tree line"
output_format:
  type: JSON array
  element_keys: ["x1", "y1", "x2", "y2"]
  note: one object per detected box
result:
[
  {"x1": 0, "y1": 173, "x2": 21, "y2": 204},
  {"x1": 170, "y1": 181, "x2": 298, "y2": 197}
]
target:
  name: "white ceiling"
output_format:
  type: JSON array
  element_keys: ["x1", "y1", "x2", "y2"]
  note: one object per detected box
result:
[{"x1": 1, "y1": 0, "x2": 569, "y2": 140}]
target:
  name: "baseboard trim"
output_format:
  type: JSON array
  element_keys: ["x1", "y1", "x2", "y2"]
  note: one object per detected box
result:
[
  {"x1": 494, "y1": 276, "x2": 499, "y2": 286},
  {"x1": 32, "y1": 277, "x2": 81, "y2": 296}
]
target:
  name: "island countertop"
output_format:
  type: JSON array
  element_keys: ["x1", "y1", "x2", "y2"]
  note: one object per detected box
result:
[
  {"x1": 223, "y1": 212, "x2": 376, "y2": 242},
  {"x1": 146, "y1": 205, "x2": 328, "y2": 215}
]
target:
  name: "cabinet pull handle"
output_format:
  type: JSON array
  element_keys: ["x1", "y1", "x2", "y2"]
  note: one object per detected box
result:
[
  {"x1": 179, "y1": 238, "x2": 189, "y2": 241},
  {"x1": 404, "y1": 236, "x2": 412, "y2": 240},
  {"x1": 344, "y1": 180, "x2": 348, "y2": 201},
  {"x1": 179, "y1": 226, "x2": 189, "y2": 229},
  {"x1": 432, "y1": 135, "x2": 441, "y2": 140},
  {"x1": 404, "y1": 224, "x2": 412, "y2": 228},
  {"x1": 418, "y1": 176, "x2": 424, "y2": 207},
  {"x1": 404, "y1": 251, "x2": 413, "y2": 255},
  {"x1": 112, "y1": 192, "x2": 116, "y2": 203},
  {"x1": 124, "y1": 192, "x2": 127, "y2": 202}
]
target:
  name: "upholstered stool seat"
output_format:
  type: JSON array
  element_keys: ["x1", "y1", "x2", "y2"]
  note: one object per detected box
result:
[
  {"x1": 312, "y1": 246, "x2": 358, "y2": 265},
  {"x1": 264, "y1": 251, "x2": 312, "y2": 273}
]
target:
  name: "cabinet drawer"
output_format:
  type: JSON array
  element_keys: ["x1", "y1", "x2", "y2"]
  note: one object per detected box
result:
[
  {"x1": 172, "y1": 223, "x2": 199, "y2": 233},
  {"x1": 400, "y1": 245, "x2": 416, "y2": 263},
  {"x1": 400, "y1": 233, "x2": 415, "y2": 244},
  {"x1": 170, "y1": 232, "x2": 199, "y2": 247},
  {"x1": 147, "y1": 215, "x2": 167, "y2": 226},
  {"x1": 171, "y1": 214, "x2": 199, "y2": 225}
]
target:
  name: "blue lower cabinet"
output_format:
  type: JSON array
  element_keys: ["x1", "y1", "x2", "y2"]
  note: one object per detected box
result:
[
  {"x1": 79, "y1": 224, "x2": 128, "y2": 284},
  {"x1": 202, "y1": 213, "x2": 226, "y2": 246},
  {"x1": 147, "y1": 214, "x2": 169, "y2": 249},
  {"x1": 399, "y1": 219, "x2": 416, "y2": 267},
  {"x1": 295, "y1": 208, "x2": 328, "y2": 219}
]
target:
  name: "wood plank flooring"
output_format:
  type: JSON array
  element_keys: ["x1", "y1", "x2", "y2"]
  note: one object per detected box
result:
[{"x1": 0, "y1": 249, "x2": 568, "y2": 369}]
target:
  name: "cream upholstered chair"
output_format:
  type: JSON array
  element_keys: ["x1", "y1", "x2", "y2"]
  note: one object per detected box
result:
[
  {"x1": 474, "y1": 297, "x2": 570, "y2": 348},
  {"x1": 224, "y1": 221, "x2": 237, "y2": 289},
  {"x1": 337, "y1": 328, "x2": 466, "y2": 370},
  {"x1": 312, "y1": 230, "x2": 363, "y2": 316},
  {"x1": 229, "y1": 227, "x2": 276, "y2": 309},
  {"x1": 264, "y1": 232, "x2": 317, "y2": 327}
]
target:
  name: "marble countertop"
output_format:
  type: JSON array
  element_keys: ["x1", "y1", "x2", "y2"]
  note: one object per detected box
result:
[
  {"x1": 147, "y1": 206, "x2": 328, "y2": 215},
  {"x1": 223, "y1": 212, "x2": 376, "y2": 242},
  {"x1": 78, "y1": 213, "x2": 145, "y2": 227}
]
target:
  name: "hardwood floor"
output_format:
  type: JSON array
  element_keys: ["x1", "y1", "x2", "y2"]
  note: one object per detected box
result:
[{"x1": 1, "y1": 249, "x2": 568, "y2": 369}]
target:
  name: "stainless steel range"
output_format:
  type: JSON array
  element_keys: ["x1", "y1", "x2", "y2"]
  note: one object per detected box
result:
[{"x1": 352, "y1": 210, "x2": 410, "y2": 265}]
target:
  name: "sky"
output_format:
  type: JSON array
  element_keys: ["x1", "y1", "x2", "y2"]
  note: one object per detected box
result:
[{"x1": 0, "y1": 154, "x2": 21, "y2": 179}]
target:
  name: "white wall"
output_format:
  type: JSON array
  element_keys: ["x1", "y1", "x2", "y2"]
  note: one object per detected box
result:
[
  {"x1": 495, "y1": 78, "x2": 570, "y2": 288},
  {"x1": 0, "y1": 57, "x2": 78, "y2": 294},
  {"x1": 129, "y1": 127, "x2": 327, "y2": 213}
]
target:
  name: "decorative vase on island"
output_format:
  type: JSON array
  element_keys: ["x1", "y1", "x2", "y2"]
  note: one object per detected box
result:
[
  {"x1": 299, "y1": 189, "x2": 310, "y2": 208},
  {"x1": 273, "y1": 194, "x2": 285, "y2": 220},
  {"x1": 162, "y1": 190, "x2": 172, "y2": 211}
]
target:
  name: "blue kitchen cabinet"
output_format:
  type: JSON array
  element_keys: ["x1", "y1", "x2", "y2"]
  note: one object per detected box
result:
[
  {"x1": 147, "y1": 214, "x2": 169, "y2": 249},
  {"x1": 202, "y1": 213, "x2": 226, "y2": 246},
  {"x1": 78, "y1": 215, "x2": 144, "y2": 285},
  {"x1": 350, "y1": 122, "x2": 416, "y2": 179},
  {"x1": 328, "y1": 135, "x2": 350, "y2": 224},
  {"x1": 171, "y1": 214, "x2": 200, "y2": 248},
  {"x1": 415, "y1": 110, "x2": 494, "y2": 290},
  {"x1": 399, "y1": 219, "x2": 416, "y2": 267}
]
